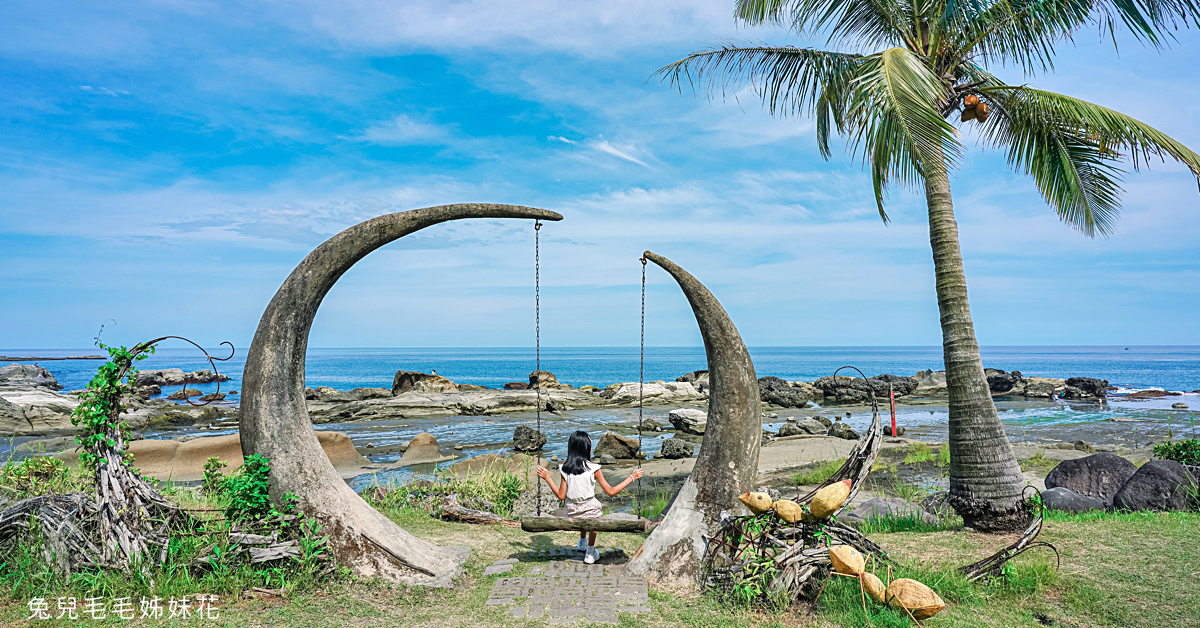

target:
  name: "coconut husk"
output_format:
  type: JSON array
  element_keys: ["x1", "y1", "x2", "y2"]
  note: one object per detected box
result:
[
  {"x1": 829, "y1": 545, "x2": 865, "y2": 576},
  {"x1": 810, "y1": 479, "x2": 852, "y2": 519},
  {"x1": 960, "y1": 106, "x2": 978, "y2": 122},
  {"x1": 861, "y1": 572, "x2": 885, "y2": 603},
  {"x1": 738, "y1": 492, "x2": 774, "y2": 515},
  {"x1": 885, "y1": 578, "x2": 946, "y2": 620},
  {"x1": 772, "y1": 499, "x2": 805, "y2": 523},
  {"x1": 964, "y1": 94, "x2": 980, "y2": 106}
]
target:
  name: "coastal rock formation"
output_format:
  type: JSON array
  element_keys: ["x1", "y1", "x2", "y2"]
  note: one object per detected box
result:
[
  {"x1": 1112, "y1": 460, "x2": 1198, "y2": 512},
  {"x1": 135, "y1": 368, "x2": 230, "y2": 387},
  {"x1": 912, "y1": 370, "x2": 947, "y2": 396},
  {"x1": 985, "y1": 369, "x2": 1022, "y2": 394},
  {"x1": 594, "y1": 432, "x2": 640, "y2": 459},
  {"x1": 512, "y1": 425, "x2": 547, "y2": 452},
  {"x1": 658, "y1": 437, "x2": 693, "y2": 459},
  {"x1": 813, "y1": 375, "x2": 872, "y2": 404},
  {"x1": 871, "y1": 374, "x2": 920, "y2": 396},
  {"x1": 529, "y1": 370, "x2": 572, "y2": 390},
  {"x1": 1040, "y1": 487, "x2": 1105, "y2": 513},
  {"x1": 54, "y1": 431, "x2": 375, "y2": 482},
  {"x1": 395, "y1": 432, "x2": 454, "y2": 467},
  {"x1": 503, "y1": 382, "x2": 528, "y2": 390},
  {"x1": 601, "y1": 381, "x2": 704, "y2": 405},
  {"x1": 1065, "y1": 377, "x2": 1109, "y2": 399},
  {"x1": 1023, "y1": 377, "x2": 1066, "y2": 398},
  {"x1": 842, "y1": 498, "x2": 937, "y2": 528},
  {"x1": 667, "y1": 408, "x2": 707, "y2": 435},
  {"x1": 321, "y1": 387, "x2": 391, "y2": 402},
  {"x1": 0, "y1": 388, "x2": 79, "y2": 435},
  {"x1": 778, "y1": 418, "x2": 825, "y2": 436},
  {"x1": 676, "y1": 370, "x2": 710, "y2": 391},
  {"x1": 1045, "y1": 453, "x2": 1136, "y2": 505},
  {"x1": 639, "y1": 417, "x2": 663, "y2": 432},
  {"x1": 827, "y1": 423, "x2": 860, "y2": 440},
  {"x1": 165, "y1": 388, "x2": 202, "y2": 400},
  {"x1": 0, "y1": 364, "x2": 62, "y2": 390},
  {"x1": 392, "y1": 370, "x2": 458, "y2": 395},
  {"x1": 790, "y1": 381, "x2": 821, "y2": 400},
  {"x1": 758, "y1": 376, "x2": 809, "y2": 408}
]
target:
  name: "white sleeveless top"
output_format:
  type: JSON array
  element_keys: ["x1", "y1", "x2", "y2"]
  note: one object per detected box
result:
[{"x1": 564, "y1": 462, "x2": 602, "y2": 502}]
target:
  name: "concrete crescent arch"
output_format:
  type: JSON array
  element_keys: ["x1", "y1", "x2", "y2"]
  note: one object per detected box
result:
[{"x1": 240, "y1": 204, "x2": 563, "y2": 585}]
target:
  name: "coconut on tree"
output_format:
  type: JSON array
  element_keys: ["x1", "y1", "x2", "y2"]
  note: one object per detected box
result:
[{"x1": 656, "y1": 0, "x2": 1200, "y2": 529}]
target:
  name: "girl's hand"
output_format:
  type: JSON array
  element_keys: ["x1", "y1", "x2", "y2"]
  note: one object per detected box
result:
[
  {"x1": 629, "y1": 469, "x2": 644, "y2": 481},
  {"x1": 536, "y1": 465, "x2": 550, "y2": 480}
]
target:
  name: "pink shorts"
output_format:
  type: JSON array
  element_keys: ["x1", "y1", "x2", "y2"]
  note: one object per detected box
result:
[{"x1": 566, "y1": 497, "x2": 603, "y2": 519}]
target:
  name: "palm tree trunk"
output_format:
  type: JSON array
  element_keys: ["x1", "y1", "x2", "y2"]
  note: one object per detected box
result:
[{"x1": 924, "y1": 155, "x2": 1030, "y2": 531}]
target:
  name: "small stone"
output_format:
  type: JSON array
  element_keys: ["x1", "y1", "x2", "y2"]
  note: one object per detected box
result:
[
  {"x1": 599, "y1": 454, "x2": 617, "y2": 465},
  {"x1": 1073, "y1": 440, "x2": 1095, "y2": 453},
  {"x1": 484, "y1": 563, "x2": 514, "y2": 576},
  {"x1": 1172, "y1": 402, "x2": 1189, "y2": 409},
  {"x1": 883, "y1": 425, "x2": 905, "y2": 436}
]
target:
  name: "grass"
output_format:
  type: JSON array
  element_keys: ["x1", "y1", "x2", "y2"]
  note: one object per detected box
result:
[
  {"x1": 1018, "y1": 450, "x2": 1059, "y2": 475},
  {"x1": 632, "y1": 486, "x2": 672, "y2": 521},
  {"x1": 791, "y1": 459, "x2": 844, "y2": 486},
  {"x1": 936, "y1": 444, "x2": 950, "y2": 467},
  {"x1": 902, "y1": 442, "x2": 934, "y2": 464}
]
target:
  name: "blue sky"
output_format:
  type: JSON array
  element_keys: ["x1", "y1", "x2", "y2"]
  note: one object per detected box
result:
[{"x1": 2, "y1": 0, "x2": 1198, "y2": 350}]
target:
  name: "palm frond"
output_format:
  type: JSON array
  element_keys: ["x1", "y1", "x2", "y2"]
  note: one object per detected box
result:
[{"x1": 735, "y1": 0, "x2": 913, "y2": 49}]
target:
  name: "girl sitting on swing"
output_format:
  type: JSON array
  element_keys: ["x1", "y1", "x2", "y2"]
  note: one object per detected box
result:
[{"x1": 535, "y1": 430, "x2": 643, "y2": 564}]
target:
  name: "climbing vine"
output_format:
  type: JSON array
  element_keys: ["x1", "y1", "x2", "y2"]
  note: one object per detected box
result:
[{"x1": 70, "y1": 339, "x2": 153, "y2": 470}]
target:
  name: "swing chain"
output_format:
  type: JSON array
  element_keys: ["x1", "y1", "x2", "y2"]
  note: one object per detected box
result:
[
  {"x1": 637, "y1": 256, "x2": 647, "y2": 518},
  {"x1": 535, "y1": 220, "x2": 542, "y2": 517}
]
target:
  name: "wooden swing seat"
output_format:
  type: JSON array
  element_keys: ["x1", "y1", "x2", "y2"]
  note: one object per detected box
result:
[{"x1": 521, "y1": 510, "x2": 649, "y2": 533}]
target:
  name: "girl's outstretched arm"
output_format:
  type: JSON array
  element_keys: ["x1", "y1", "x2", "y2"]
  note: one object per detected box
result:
[
  {"x1": 535, "y1": 465, "x2": 567, "y2": 501},
  {"x1": 595, "y1": 468, "x2": 643, "y2": 497}
]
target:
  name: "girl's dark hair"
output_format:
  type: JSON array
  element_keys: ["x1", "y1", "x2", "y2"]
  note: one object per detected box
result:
[{"x1": 561, "y1": 430, "x2": 593, "y2": 476}]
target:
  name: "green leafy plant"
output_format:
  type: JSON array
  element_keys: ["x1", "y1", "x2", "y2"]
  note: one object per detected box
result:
[
  {"x1": 222, "y1": 454, "x2": 294, "y2": 521},
  {"x1": 69, "y1": 340, "x2": 153, "y2": 469},
  {"x1": 202, "y1": 456, "x2": 228, "y2": 496},
  {"x1": 791, "y1": 459, "x2": 843, "y2": 485},
  {"x1": 1154, "y1": 438, "x2": 1200, "y2": 466}
]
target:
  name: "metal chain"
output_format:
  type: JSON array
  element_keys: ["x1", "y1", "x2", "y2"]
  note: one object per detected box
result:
[
  {"x1": 637, "y1": 256, "x2": 647, "y2": 518},
  {"x1": 534, "y1": 220, "x2": 542, "y2": 517}
]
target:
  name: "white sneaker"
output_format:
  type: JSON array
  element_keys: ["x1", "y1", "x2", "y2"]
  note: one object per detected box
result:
[{"x1": 584, "y1": 548, "x2": 598, "y2": 564}]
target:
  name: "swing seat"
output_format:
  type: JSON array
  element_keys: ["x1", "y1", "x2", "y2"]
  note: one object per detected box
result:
[{"x1": 520, "y1": 511, "x2": 650, "y2": 533}]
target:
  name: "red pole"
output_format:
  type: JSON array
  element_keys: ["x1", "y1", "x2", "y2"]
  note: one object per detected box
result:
[{"x1": 889, "y1": 383, "x2": 897, "y2": 436}]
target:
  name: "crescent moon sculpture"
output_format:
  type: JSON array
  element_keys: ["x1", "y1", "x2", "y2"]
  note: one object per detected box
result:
[
  {"x1": 626, "y1": 251, "x2": 761, "y2": 584},
  {"x1": 240, "y1": 204, "x2": 563, "y2": 585}
]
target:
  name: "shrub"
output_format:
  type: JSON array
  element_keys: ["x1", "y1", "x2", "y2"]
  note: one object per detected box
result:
[
  {"x1": 222, "y1": 454, "x2": 294, "y2": 521},
  {"x1": 1153, "y1": 438, "x2": 1200, "y2": 465},
  {"x1": 201, "y1": 456, "x2": 228, "y2": 496}
]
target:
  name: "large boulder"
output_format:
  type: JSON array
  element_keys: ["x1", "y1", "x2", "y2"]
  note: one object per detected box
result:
[
  {"x1": 1023, "y1": 377, "x2": 1066, "y2": 399},
  {"x1": 827, "y1": 422, "x2": 860, "y2": 440},
  {"x1": 911, "y1": 370, "x2": 947, "y2": 397},
  {"x1": 1045, "y1": 453, "x2": 1137, "y2": 505},
  {"x1": 594, "y1": 432, "x2": 640, "y2": 459},
  {"x1": 667, "y1": 408, "x2": 707, "y2": 435},
  {"x1": 658, "y1": 437, "x2": 694, "y2": 459},
  {"x1": 812, "y1": 376, "x2": 872, "y2": 404},
  {"x1": 0, "y1": 388, "x2": 80, "y2": 435},
  {"x1": 985, "y1": 369, "x2": 1022, "y2": 394},
  {"x1": 1112, "y1": 460, "x2": 1198, "y2": 512},
  {"x1": 676, "y1": 370, "x2": 710, "y2": 392},
  {"x1": 1040, "y1": 487, "x2": 1105, "y2": 513},
  {"x1": 601, "y1": 381, "x2": 705, "y2": 405},
  {"x1": 392, "y1": 370, "x2": 459, "y2": 395},
  {"x1": 758, "y1": 376, "x2": 809, "y2": 408},
  {"x1": 842, "y1": 498, "x2": 937, "y2": 528},
  {"x1": 0, "y1": 364, "x2": 61, "y2": 390},
  {"x1": 135, "y1": 368, "x2": 229, "y2": 387},
  {"x1": 512, "y1": 425, "x2": 547, "y2": 452},
  {"x1": 396, "y1": 432, "x2": 454, "y2": 467},
  {"x1": 1066, "y1": 377, "x2": 1109, "y2": 399},
  {"x1": 529, "y1": 370, "x2": 571, "y2": 390},
  {"x1": 778, "y1": 418, "x2": 826, "y2": 437},
  {"x1": 871, "y1": 374, "x2": 919, "y2": 397}
]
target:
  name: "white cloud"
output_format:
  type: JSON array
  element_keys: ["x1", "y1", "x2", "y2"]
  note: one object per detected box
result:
[
  {"x1": 350, "y1": 114, "x2": 454, "y2": 145},
  {"x1": 548, "y1": 136, "x2": 576, "y2": 144},
  {"x1": 586, "y1": 138, "x2": 652, "y2": 167}
]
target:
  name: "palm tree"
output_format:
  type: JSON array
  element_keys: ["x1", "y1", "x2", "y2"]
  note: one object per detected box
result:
[{"x1": 657, "y1": 0, "x2": 1200, "y2": 529}]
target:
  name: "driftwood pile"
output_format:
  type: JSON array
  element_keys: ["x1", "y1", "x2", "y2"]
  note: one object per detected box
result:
[{"x1": 190, "y1": 514, "x2": 332, "y2": 574}]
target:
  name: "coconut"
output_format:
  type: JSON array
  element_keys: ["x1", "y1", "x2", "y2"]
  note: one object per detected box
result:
[
  {"x1": 964, "y1": 94, "x2": 980, "y2": 106},
  {"x1": 960, "y1": 107, "x2": 977, "y2": 122},
  {"x1": 829, "y1": 545, "x2": 865, "y2": 576},
  {"x1": 738, "y1": 492, "x2": 773, "y2": 515},
  {"x1": 885, "y1": 578, "x2": 946, "y2": 620},
  {"x1": 772, "y1": 499, "x2": 805, "y2": 523},
  {"x1": 861, "y1": 572, "x2": 886, "y2": 603},
  {"x1": 810, "y1": 479, "x2": 852, "y2": 519}
]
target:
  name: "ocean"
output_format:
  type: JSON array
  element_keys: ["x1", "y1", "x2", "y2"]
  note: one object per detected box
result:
[{"x1": 10, "y1": 345, "x2": 1200, "y2": 394}]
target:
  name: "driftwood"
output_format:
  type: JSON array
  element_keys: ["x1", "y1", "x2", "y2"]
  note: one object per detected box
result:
[
  {"x1": 521, "y1": 514, "x2": 649, "y2": 533},
  {"x1": 438, "y1": 495, "x2": 517, "y2": 526},
  {"x1": 0, "y1": 493, "x2": 104, "y2": 574},
  {"x1": 959, "y1": 487, "x2": 1059, "y2": 582}
]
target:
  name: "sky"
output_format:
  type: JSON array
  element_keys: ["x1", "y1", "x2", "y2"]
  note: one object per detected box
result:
[{"x1": 1, "y1": 0, "x2": 1199, "y2": 351}]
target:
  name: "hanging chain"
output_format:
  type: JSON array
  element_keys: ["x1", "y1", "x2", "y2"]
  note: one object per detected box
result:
[
  {"x1": 637, "y1": 256, "x2": 647, "y2": 518},
  {"x1": 534, "y1": 220, "x2": 543, "y2": 517}
]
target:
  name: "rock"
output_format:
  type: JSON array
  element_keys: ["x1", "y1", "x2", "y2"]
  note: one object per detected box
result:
[
  {"x1": 304, "y1": 387, "x2": 319, "y2": 400},
  {"x1": 920, "y1": 492, "x2": 953, "y2": 519},
  {"x1": 512, "y1": 425, "x2": 547, "y2": 452},
  {"x1": 639, "y1": 417, "x2": 663, "y2": 432},
  {"x1": 883, "y1": 425, "x2": 905, "y2": 436},
  {"x1": 594, "y1": 432, "x2": 640, "y2": 459},
  {"x1": 1023, "y1": 377, "x2": 1065, "y2": 398},
  {"x1": 166, "y1": 388, "x2": 203, "y2": 400},
  {"x1": 812, "y1": 376, "x2": 872, "y2": 404},
  {"x1": 912, "y1": 371, "x2": 948, "y2": 397},
  {"x1": 199, "y1": 392, "x2": 225, "y2": 402},
  {"x1": 577, "y1": 385, "x2": 599, "y2": 393},
  {"x1": 827, "y1": 423, "x2": 860, "y2": 440},
  {"x1": 1073, "y1": 440, "x2": 1095, "y2": 453},
  {"x1": 758, "y1": 376, "x2": 810, "y2": 408},
  {"x1": 1112, "y1": 460, "x2": 1198, "y2": 511},
  {"x1": 986, "y1": 369, "x2": 1020, "y2": 394},
  {"x1": 601, "y1": 381, "x2": 705, "y2": 405},
  {"x1": 0, "y1": 364, "x2": 61, "y2": 390},
  {"x1": 812, "y1": 415, "x2": 832, "y2": 428},
  {"x1": 676, "y1": 370, "x2": 709, "y2": 387},
  {"x1": 1057, "y1": 442, "x2": 1075, "y2": 450},
  {"x1": 843, "y1": 498, "x2": 937, "y2": 527},
  {"x1": 658, "y1": 437, "x2": 694, "y2": 459},
  {"x1": 135, "y1": 385, "x2": 162, "y2": 398},
  {"x1": 392, "y1": 370, "x2": 459, "y2": 395},
  {"x1": 396, "y1": 432, "x2": 454, "y2": 467},
  {"x1": 320, "y1": 387, "x2": 392, "y2": 402},
  {"x1": 135, "y1": 368, "x2": 229, "y2": 387},
  {"x1": 545, "y1": 399, "x2": 568, "y2": 413},
  {"x1": 1040, "y1": 487, "x2": 1105, "y2": 513},
  {"x1": 1172, "y1": 402, "x2": 1189, "y2": 409},
  {"x1": 871, "y1": 374, "x2": 919, "y2": 396},
  {"x1": 599, "y1": 454, "x2": 617, "y2": 465},
  {"x1": 1128, "y1": 389, "x2": 1178, "y2": 398},
  {"x1": 503, "y1": 382, "x2": 528, "y2": 390},
  {"x1": 1066, "y1": 377, "x2": 1108, "y2": 399},
  {"x1": 1045, "y1": 452, "x2": 1137, "y2": 505},
  {"x1": 667, "y1": 408, "x2": 707, "y2": 435},
  {"x1": 529, "y1": 370, "x2": 571, "y2": 390},
  {"x1": 779, "y1": 418, "x2": 826, "y2": 436}
]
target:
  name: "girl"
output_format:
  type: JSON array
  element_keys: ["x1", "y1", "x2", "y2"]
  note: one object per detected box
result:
[{"x1": 535, "y1": 430, "x2": 643, "y2": 564}]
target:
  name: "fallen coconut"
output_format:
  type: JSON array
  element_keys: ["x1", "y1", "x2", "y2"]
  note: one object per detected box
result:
[
  {"x1": 810, "y1": 479, "x2": 853, "y2": 519},
  {"x1": 829, "y1": 545, "x2": 866, "y2": 576},
  {"x1": 886, "y1": 578, "x2": 946, "y2": 620}
]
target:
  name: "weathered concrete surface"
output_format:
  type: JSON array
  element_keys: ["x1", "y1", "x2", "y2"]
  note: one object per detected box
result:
[
  {"x1": 239, "y1": 204, "x2": 562, "y2": 586},
  {"x1": 626, "y1": 251, "x2": 760, "y2": 586}
]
